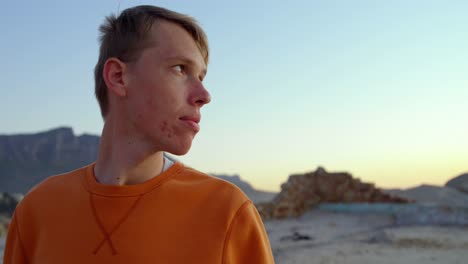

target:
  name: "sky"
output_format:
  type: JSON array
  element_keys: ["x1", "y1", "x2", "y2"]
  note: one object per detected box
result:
[{"x1": 1, "y1": 0, "x2": 467, "y2": 192}]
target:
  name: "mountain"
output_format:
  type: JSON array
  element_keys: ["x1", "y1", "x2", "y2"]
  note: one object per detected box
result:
[
  {"x1": 212, "y1": 174, "x2": 277, "y2": 204},
  {"x1": 0, "y1": 127, "x2": 99, "y2": 193}
]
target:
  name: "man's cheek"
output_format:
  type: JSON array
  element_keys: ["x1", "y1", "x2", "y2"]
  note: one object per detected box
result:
[{"x1": 159, "y1": 120, "x2": 175, "y2": 139}]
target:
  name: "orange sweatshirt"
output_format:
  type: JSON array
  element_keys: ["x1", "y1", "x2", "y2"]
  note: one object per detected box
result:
[{"x1": 3, "y1": 162, "x2": 274, "y2": 264}]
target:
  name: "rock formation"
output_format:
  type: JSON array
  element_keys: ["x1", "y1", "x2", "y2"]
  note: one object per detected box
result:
[{"x1": 256, "y1": 167, "x2": 409, "y2": 220}]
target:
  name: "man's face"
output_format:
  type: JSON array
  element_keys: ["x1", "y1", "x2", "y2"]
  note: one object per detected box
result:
[{"x1": 123, "y1": 20, "x2": 210, "y2": 155}]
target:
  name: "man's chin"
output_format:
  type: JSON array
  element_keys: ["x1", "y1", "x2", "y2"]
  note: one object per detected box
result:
[
  {"x1": 166, "y1": 150, "x2": 189, "y2": 156},
  {"x1": 165, "y1": 144, "x2": 192, "y2": 156}
]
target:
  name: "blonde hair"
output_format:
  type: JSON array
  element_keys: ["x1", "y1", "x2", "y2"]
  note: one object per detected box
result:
[{"x1": 94, "y1": 5, "x2": 209, "y2": 118}]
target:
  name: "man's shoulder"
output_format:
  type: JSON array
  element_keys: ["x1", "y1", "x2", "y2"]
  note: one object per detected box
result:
[
  {"x1": 179, "y1": 164, "x2": 247, "y2": 193},
  {"x1": 177, "y1": 164, "x2": 251, "y2": 206},
  {"x1": 31, "y1": 164, "x2": 88, "y2": 193},
  {"x1": 18, "y1": 164, "x2": 90, "y2": 209}
]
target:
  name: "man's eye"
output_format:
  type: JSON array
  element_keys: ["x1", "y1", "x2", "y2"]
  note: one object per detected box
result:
[{"x1": 174, "y1": 65, "x2": 185, "y2": 73}]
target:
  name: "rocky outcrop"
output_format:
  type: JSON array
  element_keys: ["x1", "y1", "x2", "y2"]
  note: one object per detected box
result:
[
  {"x1": 256, "y1": 167, "x2": 409, "y2": 220},
  {"x1": 445, "y1": 173, "x2": 468, "y2": 194}
]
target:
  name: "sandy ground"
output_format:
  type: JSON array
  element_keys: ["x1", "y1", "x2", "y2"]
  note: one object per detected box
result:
[
  {"x1": 265, "y1": 210, "x2": 468, "y2": 264},
  {"x1": 1, "y1": 210, "x2": 467, "y2": 264}
]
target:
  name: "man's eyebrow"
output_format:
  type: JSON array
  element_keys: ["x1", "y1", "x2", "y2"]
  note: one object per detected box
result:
[{"x1": 166, "y1": 56, "x2": 207, "y2": 76}]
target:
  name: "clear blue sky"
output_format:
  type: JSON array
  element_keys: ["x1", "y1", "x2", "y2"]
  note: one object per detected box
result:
[{"x1": 1, "y1": 0, "x2": 467, "y2": 191}]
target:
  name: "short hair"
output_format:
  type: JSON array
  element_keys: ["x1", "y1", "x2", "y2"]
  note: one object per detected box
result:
[{"x1": 94, "y1": 5, "x2": 209, "y2": 118}]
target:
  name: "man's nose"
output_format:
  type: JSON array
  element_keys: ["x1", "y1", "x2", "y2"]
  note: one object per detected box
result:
[{"x1": 190, "y1": 80, "x2": 211, "y2": 106}]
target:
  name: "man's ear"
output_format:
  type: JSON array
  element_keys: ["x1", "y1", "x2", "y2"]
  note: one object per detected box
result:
[{"x1": 103, "y1": 57, "x2": 128, "y2": 97}]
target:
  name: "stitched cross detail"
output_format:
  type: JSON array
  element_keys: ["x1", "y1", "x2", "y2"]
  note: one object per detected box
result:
[{"x1": 89, "y1": 194, "x2": 144, "y2": 255}]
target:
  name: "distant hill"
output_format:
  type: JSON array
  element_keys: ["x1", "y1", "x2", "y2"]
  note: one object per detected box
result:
[
  {"x1": 212, "y1": 174, "x2": 277, "y2": 204},
  {"x1": 0, "y1": 127, "x2": 100, "y2": 193},
  {"x1": 445, "y1": 173, "x2": 468, "y2": 194},
  {"x1": 385, "y1": 184, "x2": 468, "y2": 207}
]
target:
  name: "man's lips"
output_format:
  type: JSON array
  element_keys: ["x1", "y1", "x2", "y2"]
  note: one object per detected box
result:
[{"x1": 179, "y1": 116, "x2": 201, "y2": 132}]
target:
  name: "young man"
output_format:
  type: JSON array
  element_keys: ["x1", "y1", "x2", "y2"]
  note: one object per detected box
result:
[{"x1": 4, "y1": 5, "x2": 274, "y2": 264}]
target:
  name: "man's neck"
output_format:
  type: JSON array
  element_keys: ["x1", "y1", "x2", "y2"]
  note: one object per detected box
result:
[{"x1": 93, "y1": 121, "x2": 166, "y2": 186}]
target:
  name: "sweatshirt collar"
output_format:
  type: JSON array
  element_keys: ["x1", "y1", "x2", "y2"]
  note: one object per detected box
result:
[{"x1": 83, "y1": 161, "x2": 183, "y2": 197}]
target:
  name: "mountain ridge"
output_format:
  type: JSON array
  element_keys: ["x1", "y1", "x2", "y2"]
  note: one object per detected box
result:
[{"x1": 0, "y1": 127, "x2": 99, "y2": 193}]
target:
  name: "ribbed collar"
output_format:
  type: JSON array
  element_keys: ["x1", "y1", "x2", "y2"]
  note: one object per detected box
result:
[{"x1": 83, "y1": 162, "x2": 184, "y2": 197}]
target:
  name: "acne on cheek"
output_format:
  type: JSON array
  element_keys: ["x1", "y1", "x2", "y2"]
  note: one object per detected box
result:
[
  {"x1": 160, "y1": 121, "x2": 173, "y2": 138},
  {"x1": 160, "y1": 121, "x2": 168, "y2": 132},
  {"x1": 147, "y1": 99, "x2": 172, "y2": 138}
]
